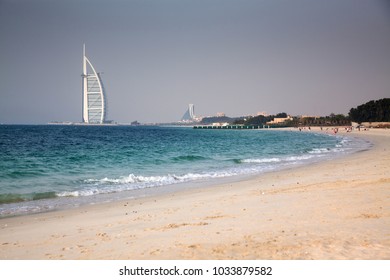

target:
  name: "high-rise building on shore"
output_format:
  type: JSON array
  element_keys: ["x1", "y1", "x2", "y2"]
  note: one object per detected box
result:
[
  {"x1": 82, "y1": 44, "x2": 107, "y2": 124},
  {"x1": 181, "y1": 104, "x2": 195, "y2": 121}
]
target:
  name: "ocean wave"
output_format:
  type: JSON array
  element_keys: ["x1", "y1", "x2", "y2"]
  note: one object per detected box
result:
[
  {"x1": 240, "y1": 158, "x2": 281, "y2": 163},
  {"x1": 58, "y1": 153, "x2": 323, "y2": 198},
  {"x1": 238, "y1": 153, "x2": 319, "y2": 165},
  {"x1": 308, "y1": 148, "x2": 331, "y2": 154},
  {"x1": 171, "y1": 155, "x2": 209, "y2": 162},
  {"x1": 0, "y1": 191, "x2": 57, "y2": 205},
  {"x1": 4, "y1": 169, "x2": 47, "y2": 179},
  {"x1": 58, "y1": 172, "x2": 230, "y2": 197},
  {"x1": 7, "y1": 139, "x2": 352, "y2": 202}
]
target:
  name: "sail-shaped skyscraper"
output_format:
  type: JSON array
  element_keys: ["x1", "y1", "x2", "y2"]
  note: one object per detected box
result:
[
  {"x1": 181, "y1": 104, "x2": 195, "y2": 121},
  {"x1": 82, "y1": 44, "x2": 107, "y2": 124}
]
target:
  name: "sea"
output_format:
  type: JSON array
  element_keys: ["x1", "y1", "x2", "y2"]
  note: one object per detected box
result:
[{"x1": 0, "y1": 125, "x2": 371, "y2": 217}]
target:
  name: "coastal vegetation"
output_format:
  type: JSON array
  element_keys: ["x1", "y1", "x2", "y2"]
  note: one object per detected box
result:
[
  {"x1": 199, "y1": 98, "x2": 389, "y2": 127},
  {"x1": 202, "y1": 113, "x2": 352, "y2": 127},
  {"x1": 230, "y1": 112, "x2": 350, "y2": 127},
  {"x1": 286, "y1": 114, "x2": 351, "y2": 127},
  {"x1": 348, "y1": 98, "x2": 390, "y2": 123},
  {"x1": 200, "y1": 116, "x2": 241, "y2": 125},
  {"x1": 233, "y1": 113, "x2": 287, "y2": 126}
]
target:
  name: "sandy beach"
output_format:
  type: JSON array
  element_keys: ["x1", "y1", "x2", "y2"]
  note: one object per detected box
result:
[{"x1": 0, "y1": 128, "x2": 389, "y2": 260}]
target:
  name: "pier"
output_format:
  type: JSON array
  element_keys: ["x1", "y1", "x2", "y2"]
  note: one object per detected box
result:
[{"x1": 193, "y1": 125, "x2": 268, "y2": 129}]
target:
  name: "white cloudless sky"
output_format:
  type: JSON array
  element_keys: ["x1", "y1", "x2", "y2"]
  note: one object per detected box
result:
[{"x1": 0, "y1": 0, "x2": 389, "y2": 124}]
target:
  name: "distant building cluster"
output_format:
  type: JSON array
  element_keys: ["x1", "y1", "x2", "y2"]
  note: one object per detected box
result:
[
  {"x1": 178, "y1": 104, "x2": 275, "y2": 125},
  {"x1": 267, "y1": 116, "x2": 293, "y2": 125},
  {"x1": 256, "y1": 111, "x2": 268, "y2": 117}
]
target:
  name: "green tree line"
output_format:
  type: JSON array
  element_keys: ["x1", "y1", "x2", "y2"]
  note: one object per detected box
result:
[
  {"x1": 348, "y1": 98, "x2": 390, "y2": 123},
  {"x1": 199, "y1": 98, "x2": 389, "y2": 126}
]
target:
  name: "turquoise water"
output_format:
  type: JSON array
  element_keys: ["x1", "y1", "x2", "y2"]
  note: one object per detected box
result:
[{"x1": 0, "y1": 125, "x2": 369, "y2": 216}]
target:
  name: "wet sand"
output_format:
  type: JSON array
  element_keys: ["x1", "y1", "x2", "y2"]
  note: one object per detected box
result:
[{"x1": 0, "y1": 128, "x2": 389, "y2": 259}]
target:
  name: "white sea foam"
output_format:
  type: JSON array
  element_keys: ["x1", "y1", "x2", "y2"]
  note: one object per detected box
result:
[
  {"x1": 285, "y1": 154, "x2": 315, "y2": 161},
  {"x1": 58, "y1": 172, "x2": 232, "y2": 197},
  {"x1": 241, "y1": 158, "x2": 281, "y2": 163},
  {"x1": 58, "y1": 140, "x2": 354, "y2": 198},
  {"x1": 56, "y1": 134, "x2": 372, "y2": 200},
  {"x1": 308, "y1": 148, "x2": 331, "y2": 154}
]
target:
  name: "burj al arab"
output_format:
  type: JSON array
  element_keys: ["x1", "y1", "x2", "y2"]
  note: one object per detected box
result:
[{"x1": 81, "y1": 44, "x2": 107, "y2": 124}]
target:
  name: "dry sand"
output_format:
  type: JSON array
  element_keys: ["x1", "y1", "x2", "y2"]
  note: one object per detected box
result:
[{"x1": 0, "y1": 128, "x2": 389, "y2": 260}]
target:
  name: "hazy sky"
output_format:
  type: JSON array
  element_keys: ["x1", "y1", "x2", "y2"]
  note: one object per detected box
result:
[{"x1": 0, "y1": 0, "x2": 389, "y2": 124}]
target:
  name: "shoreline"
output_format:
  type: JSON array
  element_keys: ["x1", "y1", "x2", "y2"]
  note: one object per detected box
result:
[
  {"x1": 0, "y1": 128, "x2": 389, "y2": 259},
  {"x1": 0, "y1": 127, "x2": 370, "y2": 219},
  {"x1": 0, "y1": 127, "x2": 363, "y2": 218}
]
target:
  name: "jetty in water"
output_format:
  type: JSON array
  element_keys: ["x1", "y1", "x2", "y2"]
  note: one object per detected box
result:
[{"x1": 193, "y1": 125, "x2": 270, "y2": 129}]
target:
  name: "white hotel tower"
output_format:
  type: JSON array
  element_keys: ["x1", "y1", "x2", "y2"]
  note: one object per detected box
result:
[
  {"x1": 82, "y1": 44, "x2": 107, "y2": 124},
  {"x1": 181, "y1": 104, "x2": 195, "y2": 121}
]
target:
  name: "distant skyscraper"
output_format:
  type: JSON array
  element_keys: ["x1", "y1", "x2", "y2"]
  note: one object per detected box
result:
[
  {"x1": 82, "y1": 44, "x2": 107, "y2": 124},
  {"x1": 181, "y1": 104, "x2": 195, "y2": 121}
]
